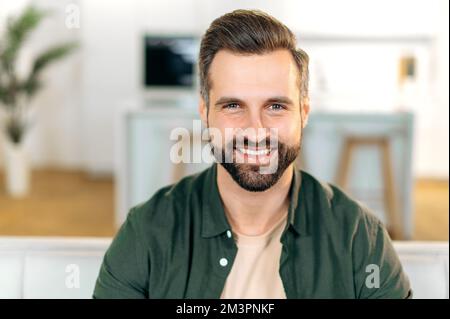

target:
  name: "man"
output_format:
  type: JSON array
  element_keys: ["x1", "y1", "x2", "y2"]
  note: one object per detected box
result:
[{"x1": 94, "y1": 9, "x2": 411, "y2": 299}]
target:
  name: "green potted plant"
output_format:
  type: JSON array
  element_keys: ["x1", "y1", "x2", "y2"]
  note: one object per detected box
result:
[{"x1": 0, "y1": 5, "x2": 77, "y2": 197}]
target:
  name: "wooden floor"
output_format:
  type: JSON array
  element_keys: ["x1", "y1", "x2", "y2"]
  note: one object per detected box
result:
[
  {"x1": 0, "y1": 170, "x2": 115, "y2": 237},
  {"x1": 413, "y1": 179, "x2": 449, "y2": 241},
  {"x1": 0, "y1": 169, "x2": 448, "y2": 240}
]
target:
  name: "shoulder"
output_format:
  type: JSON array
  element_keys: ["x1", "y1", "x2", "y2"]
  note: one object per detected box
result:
[
  {"x1": 126, "y1": 166, "x2": 211, "y2": 235},
  {"x1": 300, "y1": 170, "x2": 383, "y2": 239}
]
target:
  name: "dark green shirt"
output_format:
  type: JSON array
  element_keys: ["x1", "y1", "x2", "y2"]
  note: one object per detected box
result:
[{"x1": 93, "y1": 164, "x2": 411, "y2": 299}]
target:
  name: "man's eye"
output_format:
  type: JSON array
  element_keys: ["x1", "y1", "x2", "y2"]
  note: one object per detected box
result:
[
  {"x1": 224, "y1": 103, "x2": 240, "y2": 109},
  {"x1": 268, "y1": 103, "x2": 285, "y2": 110}
]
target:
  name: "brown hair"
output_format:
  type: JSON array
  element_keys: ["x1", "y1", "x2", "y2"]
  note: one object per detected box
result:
[{"x1": 198, "y1": 9, "x2": 309, "y2": 107}]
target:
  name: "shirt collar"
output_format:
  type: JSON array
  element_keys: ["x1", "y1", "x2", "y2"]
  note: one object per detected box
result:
[
  {"x1": 201, "y1": 163, "x2": 309, "y2": 238},
  {"x1": 287, "y1": 166, "x2": 308, "y2": 236},
  {"x1": 201, "y1": 163, "x2": 231, "y2": 238}
]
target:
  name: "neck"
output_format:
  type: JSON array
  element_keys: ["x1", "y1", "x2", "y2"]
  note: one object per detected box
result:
[{"x1": 217, "y1": 164, "x2": 293, "y2": 236}]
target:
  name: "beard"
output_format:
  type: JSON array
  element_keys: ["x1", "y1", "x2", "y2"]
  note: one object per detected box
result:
[{"x1": 211, "y1": 136, "x2": 301, "y2": 192}]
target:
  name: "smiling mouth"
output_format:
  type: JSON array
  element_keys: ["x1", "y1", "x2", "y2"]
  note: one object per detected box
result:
[
  {"x1": 234, "y1": 145, "x2": 277, "y2": 157},
  {"x1": 237, "y1": 148, "x2": 270, "y2": 156}
]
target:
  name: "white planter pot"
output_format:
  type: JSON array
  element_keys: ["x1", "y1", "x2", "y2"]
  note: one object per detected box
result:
[{"x1": 3, "y1": 139, "x2": 30, "y2": 198}]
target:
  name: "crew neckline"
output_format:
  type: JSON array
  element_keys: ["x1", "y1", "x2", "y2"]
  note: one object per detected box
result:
[{"x1": 233, "y1": 212, "x2": 288, "y2": 247}]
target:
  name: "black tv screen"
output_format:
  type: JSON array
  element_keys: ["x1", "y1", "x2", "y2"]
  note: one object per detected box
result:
[{"x1": 144, "y1": 36, "x2": 197, "y2": 88}]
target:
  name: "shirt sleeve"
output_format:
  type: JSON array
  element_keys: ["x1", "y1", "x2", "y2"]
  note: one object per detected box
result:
[
  {"x1": 93, "y1": 208, "x2": 149, "y2": 299},
  {"x1": 352, "y1": 207, "x2": 412, "y2": 299}
]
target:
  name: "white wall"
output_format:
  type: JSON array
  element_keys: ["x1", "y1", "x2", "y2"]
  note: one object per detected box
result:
[
  {"x1": 1, "y1": 0, "x2": 448, "y2": 178},
  {"x1": 79, "y1": 0, "x2": 139, "y2": 175},
  {"x1": 424, "y1": 0, "x2": 449, "y2": 178}
]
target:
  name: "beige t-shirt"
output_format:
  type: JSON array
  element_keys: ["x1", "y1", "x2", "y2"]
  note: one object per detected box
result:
[{"x1": 220, "y1": 212, "x2": 288, "y2": 299}]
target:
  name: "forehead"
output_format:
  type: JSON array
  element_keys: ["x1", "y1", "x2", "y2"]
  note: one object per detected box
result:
[{"x1": 208, "y1": 49, "x2": 300, "y2": 100}]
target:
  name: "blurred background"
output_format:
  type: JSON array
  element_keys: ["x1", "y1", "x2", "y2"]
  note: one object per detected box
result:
[{"x1": 0, "y1": 0, "x2": 448, "y2": 241}]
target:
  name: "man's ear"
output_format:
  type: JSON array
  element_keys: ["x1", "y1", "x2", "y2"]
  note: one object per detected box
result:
[
  {"x1": 301, "y1": 98, "x2": 310, "y2": 128},
  {"x1": 198, "y1": 95, "x2": 208, "y2": 126}
]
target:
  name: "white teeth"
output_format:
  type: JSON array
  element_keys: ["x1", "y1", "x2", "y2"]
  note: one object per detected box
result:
[{"x1": 238, "y1": 148, "x2": 270, "y2": 156}]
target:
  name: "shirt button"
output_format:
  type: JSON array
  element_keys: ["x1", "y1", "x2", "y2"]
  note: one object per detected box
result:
[
  {"x1": 219, "y1": 258, "x2": 228, "y2": 267},
  {"x1": 226, "y1": 230, "x2": 232, "y2": 238}
]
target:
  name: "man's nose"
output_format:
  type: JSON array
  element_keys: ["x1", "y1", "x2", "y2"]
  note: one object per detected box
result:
[
  {"x1": 240, "y1": 111, "x2": 268, "y2": 143},
  {"x1": 246, "y1": 109, "x2": 265, "y2": 130}
]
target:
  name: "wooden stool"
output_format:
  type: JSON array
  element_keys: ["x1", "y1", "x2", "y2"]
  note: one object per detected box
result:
[{"x1": 336, "y1": 136, "x2": 404, "y2": 239}]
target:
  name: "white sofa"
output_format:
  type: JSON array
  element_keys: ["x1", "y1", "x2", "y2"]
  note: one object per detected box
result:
[{"x1": 0, "y1": 236, "x2": 448, "y2": 299}]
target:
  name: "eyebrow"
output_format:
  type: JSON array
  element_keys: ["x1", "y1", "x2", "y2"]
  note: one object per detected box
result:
[{"x1": 214, "y1": 96, "x2": 294, "y2": 107}]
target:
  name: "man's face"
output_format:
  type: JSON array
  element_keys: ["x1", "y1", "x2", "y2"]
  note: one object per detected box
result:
[{"x1": 199, "y1": 49, "x2": 309, "y2": 191}]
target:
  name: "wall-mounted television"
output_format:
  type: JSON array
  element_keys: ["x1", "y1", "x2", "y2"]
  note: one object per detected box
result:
[{"x1": 143, "y1": 36, "x2": 198, "y2": 89}]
